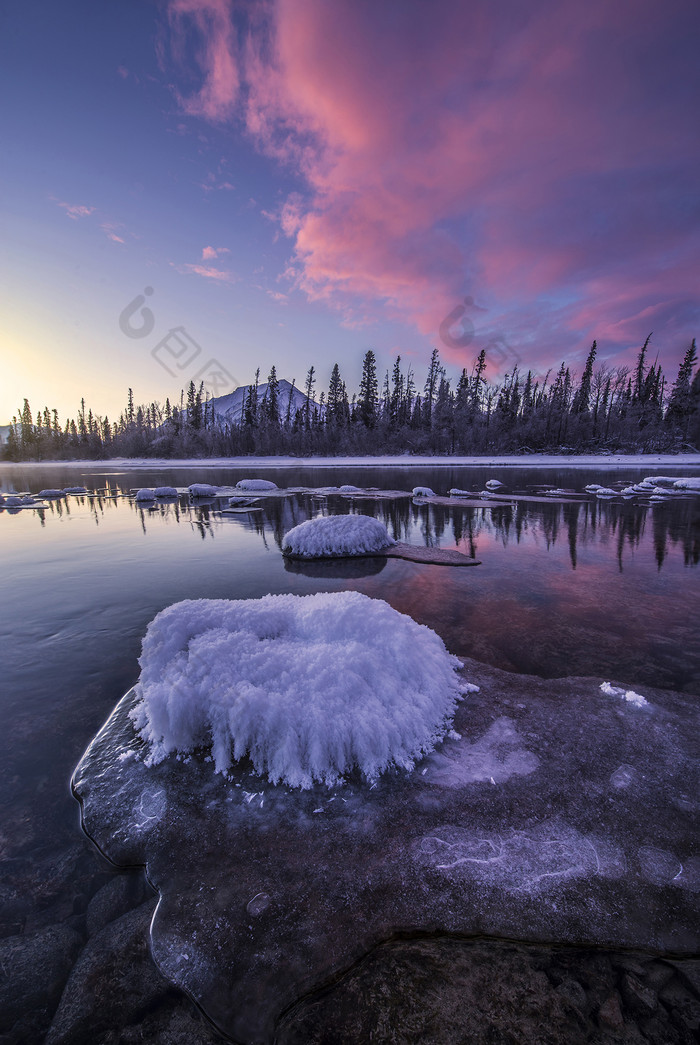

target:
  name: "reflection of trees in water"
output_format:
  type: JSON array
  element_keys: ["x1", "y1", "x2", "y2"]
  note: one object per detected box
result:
[
  {"x1": 651, "y1": 500, "x2": 700, "y2": 569},
  {"x1": 33, "y1": 480, "x2": 699, "y2": 572}
]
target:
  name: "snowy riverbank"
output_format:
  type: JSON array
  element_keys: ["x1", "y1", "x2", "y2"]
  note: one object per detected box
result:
[{"x1": 2, "y1": 452, "x2": 700, "y2": 470}]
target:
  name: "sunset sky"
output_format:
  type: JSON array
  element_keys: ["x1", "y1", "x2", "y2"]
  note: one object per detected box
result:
[{"x1": 2, "y1": 0, "x2": 699, "y2": 424}]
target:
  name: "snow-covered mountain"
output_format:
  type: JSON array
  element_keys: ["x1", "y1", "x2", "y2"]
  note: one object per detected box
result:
[{"x1": 210, "y1": 379, "x2": 316, "y2": 425}]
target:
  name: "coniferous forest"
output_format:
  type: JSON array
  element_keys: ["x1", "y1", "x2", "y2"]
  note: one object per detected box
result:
[{"x1": 4, "y1": 338, "x2": 700, "y2": 461}]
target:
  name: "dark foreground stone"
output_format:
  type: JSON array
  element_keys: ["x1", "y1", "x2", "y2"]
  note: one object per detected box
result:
[
  {"x1": 73, "y1": 662, "x2": 698, "y2": 1043},
  {"x1": 276, "y1": 937, "x2": 700, "y2": 1045}
]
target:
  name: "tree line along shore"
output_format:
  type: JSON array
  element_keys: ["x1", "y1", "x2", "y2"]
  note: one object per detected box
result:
[{"x1": 4, "y1": 338, "x2": 699, "y2": 461}]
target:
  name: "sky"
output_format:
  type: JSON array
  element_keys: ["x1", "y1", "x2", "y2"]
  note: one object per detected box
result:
[{"x1": 1, "y1": 0, "x2": 699, "y2": 425}]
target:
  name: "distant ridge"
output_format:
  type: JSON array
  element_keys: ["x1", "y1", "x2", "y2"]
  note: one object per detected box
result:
[{"x1": 210, "y1": 379, "x2": 317, "y2": 425}]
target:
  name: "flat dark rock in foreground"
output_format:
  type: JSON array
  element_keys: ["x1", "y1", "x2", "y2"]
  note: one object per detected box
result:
[
  {"x1": 72, "y1": 662, "x2": 699, "y2": 1044},
  {"x1": 383, "y1": 541, "x2": 480, "y2": 565}
]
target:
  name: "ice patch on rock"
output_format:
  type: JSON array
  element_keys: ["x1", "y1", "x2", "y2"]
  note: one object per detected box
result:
[
  {"x1": 130, "y1": 592, "x2": 469, "y2": 788},
  {"x1": 282, "y1": 515, "x2": 394, "y2": 559},
  {"x1": 424, "y1": 717, "x2": 538, "y2": 788},
  {"x1": 417, "y1": 820, "x2": 627, "y2": 891}
]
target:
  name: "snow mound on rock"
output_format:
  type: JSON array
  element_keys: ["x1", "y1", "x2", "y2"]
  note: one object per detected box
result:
[
  {"x1": 412, "y1": 486, "x2": 436, "y2": 497},
  {"x1": 154, "y1": 486, "x2": 178, "y2": 498},
  {"x1": 136, "y1": 488, "x2": 156, "y2": 501},
  {"x1": 282, "y1": 514, "x2": 395, "y2": 558},
  {"x1": 189, "y1": 483, "x2": 219, "y2": 497},
  {"x1": 130, "y1": 592, "x2": 468, "y2": 788},
  {"x1": 236, "y1": 479, "x2": 278, "y2": 491},
  {"x1": 38, "y1": 489, "x2": 65, "y2": 498}
]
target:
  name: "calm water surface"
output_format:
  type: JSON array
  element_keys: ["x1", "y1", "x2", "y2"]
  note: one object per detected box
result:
[{"x1": 0, "y1": 462, "x2": 698, "y2": 949}]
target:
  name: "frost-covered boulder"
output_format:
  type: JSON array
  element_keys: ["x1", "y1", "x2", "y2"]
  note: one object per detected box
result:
[
  {"x1": 154, "y1": 486, "x2": 178, "y2": 498},
  {"x1": 130, "y1": 592, "x2": 468, "y2": 789},
  {"x1": 188, "y1": 483, "x2": 219, "y2": 497},
  {"x1": 236, "y1": 479, "x2": 278, "y2": 491},
  {"x1": 412, "y1": 486, "x2": 436, "y2": 498},
  {"x1": 283, "y1": 515, "x2": 395, "y2": 559},
  {"x1": 38, "y1": 489, "x2": 65, "y2": 498},
  {"x1": 135, "y1": 488, "x2": 156, "y2": 502}
]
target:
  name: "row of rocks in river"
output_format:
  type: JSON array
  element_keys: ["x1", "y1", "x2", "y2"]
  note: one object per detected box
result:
[{"x1": 1, "y1": 860, "x2": 699, "y2": 1043}]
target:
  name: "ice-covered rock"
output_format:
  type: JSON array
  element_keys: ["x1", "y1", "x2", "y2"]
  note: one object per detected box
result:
[
  {"x1": 412, "y1": 486, "x2": 436, "y2": 498},
  {"x1": 130, "y1": 592, "x2": 467, "y2": 788},
  {"x1": 595, "y1": 488, "x2": 617, "y2": 497},
  {"x1": 337, "y1": 484, "x2": 361, "y2": 493},
  {"x1": 38, "y1": 489, "x2": 65, "y2": 498},
  {"x1": 282, "y1": 515, "x2": 394, "y2": 560},
  {"x1": 63, "y1": 487, "x2": 87, "y2": 494},
  {"x1": 449, "y1": 488, "x2": 471, "y2": 497},
  {"x1": 73, "y1": 660, "x2": 700, "y2": 1045},
  {"x1": 135, "y1": 489, "x2": 156, "y2": 502},
  {"x1": 584, "y1": 484, "x2": 604, "y2": 493},
  {"x1": 236, "y1": 479, "x2": 278, "y2": 491},
  {"x1": 154, "y1": 487, "x2": 178, "y2": 498},
  {"x1": 188, "y1": 484, "x2": 220, "y2": 497},
  {"x1": 674, "y1": 477, "x2": 700, "y2": 490}
]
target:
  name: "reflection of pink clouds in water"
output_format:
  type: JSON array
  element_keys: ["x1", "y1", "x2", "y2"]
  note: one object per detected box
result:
[{"x1": 350, "y1": 507, "x2": 699, "y2": 692}]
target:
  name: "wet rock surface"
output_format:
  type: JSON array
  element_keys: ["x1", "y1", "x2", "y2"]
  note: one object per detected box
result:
[{"x1": 72, "y1": 659, "x2": 699, "y2": 1043}]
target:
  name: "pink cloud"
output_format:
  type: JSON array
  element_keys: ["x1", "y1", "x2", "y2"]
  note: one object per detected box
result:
[
  {"x1": 100, "y1": 221, "x2": 126, "y2": 244},
  {"x1": 174, "y1": 261, "x2": 237, "y2": 283},
  {"x1": 201, "y1": 245, "x2": 230, "y2": 260},
  {"x1": 55, "y1": 201, "x2": 95, "y2": 220},
  {"x1": 166, "y1": 0, "x2": 239, "y2": 121},
  {"x1": 163, "y1": 0, "x2": 700, "y2": 372}
]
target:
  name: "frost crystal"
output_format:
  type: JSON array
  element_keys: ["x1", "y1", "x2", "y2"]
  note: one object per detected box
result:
[{"x1": 130, "y1": 592, "x2": 468, "y2": 788}]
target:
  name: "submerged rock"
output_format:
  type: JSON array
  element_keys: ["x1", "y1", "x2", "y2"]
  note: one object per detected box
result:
[{"x1": 72, "y1": 653, "x2": 699, "y2": 1044}]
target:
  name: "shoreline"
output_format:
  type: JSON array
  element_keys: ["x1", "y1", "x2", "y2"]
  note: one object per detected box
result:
[{"x1": 2, "y1": 452, "x2": 700, "y2": 470}]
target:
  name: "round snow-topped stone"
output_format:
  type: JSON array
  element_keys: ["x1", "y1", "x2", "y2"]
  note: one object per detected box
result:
[
  {"x1": 283, "y1": 514, "x2": 394, "y2": 559},
  {"x1": 130, "y1": 591, "x2": 468, "y2": 789},
  {"x1": 189, "y1": 484, "x2": 219, "y2": 497},
  {"x1": 236, "y1": 479, "x2": 278, "y2": 491}
]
